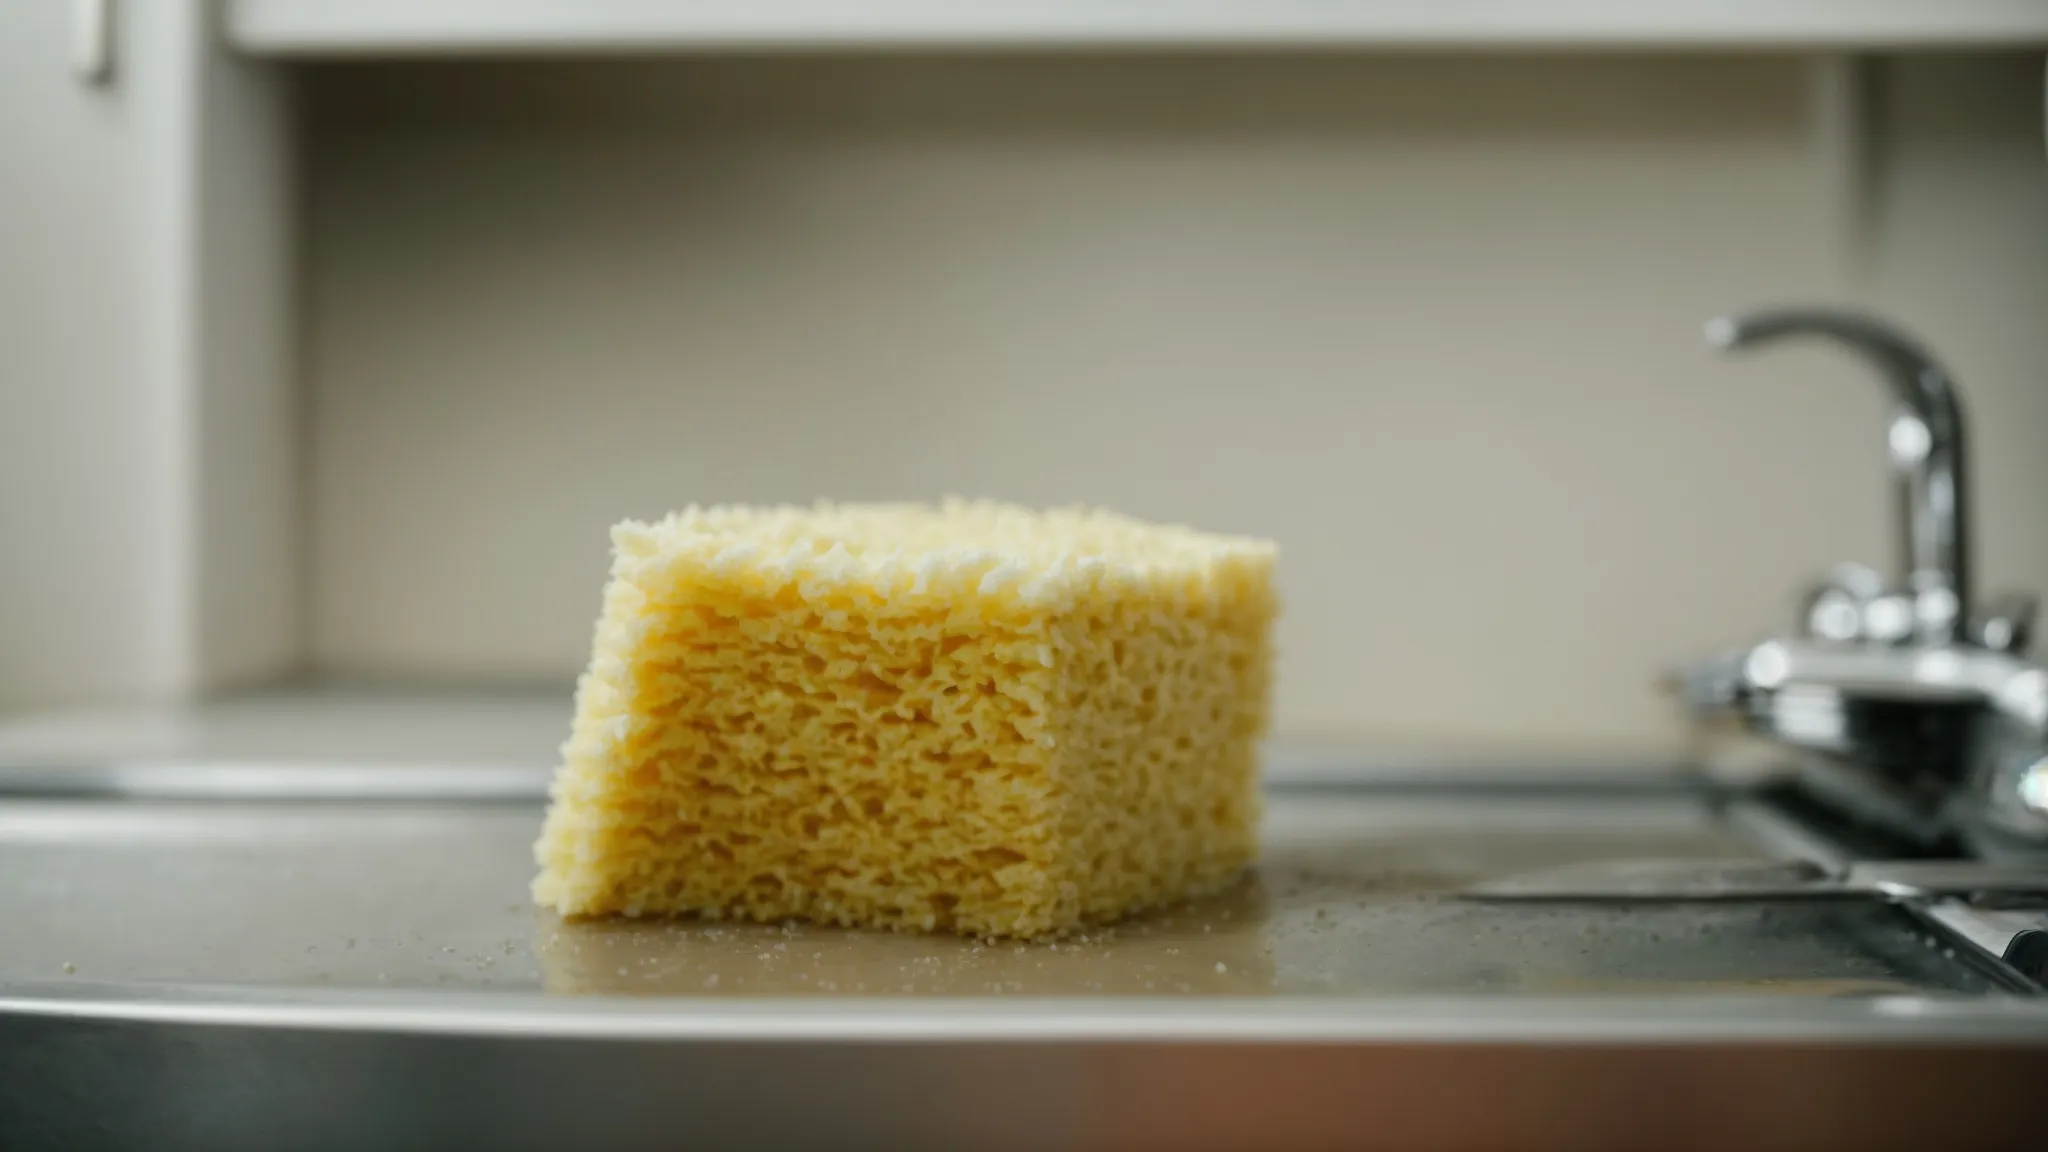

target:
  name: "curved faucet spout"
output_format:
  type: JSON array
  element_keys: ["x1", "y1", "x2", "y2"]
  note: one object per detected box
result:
[{"x1": 1706, "y1": 307, "x2": 1971, "y2": 644}]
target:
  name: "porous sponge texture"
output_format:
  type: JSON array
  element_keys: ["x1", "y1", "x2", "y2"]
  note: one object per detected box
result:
[{"x1": 532, "y1": 500, "x2": 1278, "y2": 938}]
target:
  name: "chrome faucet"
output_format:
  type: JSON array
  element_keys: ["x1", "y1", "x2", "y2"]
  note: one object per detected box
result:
[
  {"x1": 1681, "y1": 307, "x2": 2048, "y2": 858},
  {"x1": 1706, "y1": 309, "x2": 1972, "y2": 645}
]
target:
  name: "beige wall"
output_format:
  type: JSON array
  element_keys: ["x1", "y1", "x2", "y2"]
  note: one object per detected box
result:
[{"x1": 302, "y1": 53, "x2": 2048, "y2": 755}]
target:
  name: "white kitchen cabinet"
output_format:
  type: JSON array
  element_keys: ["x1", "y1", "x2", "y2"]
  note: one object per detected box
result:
[
  {"x1": 0, "y1": 0, "x2": 294, "y2": 714},
  {"x1": 2, "y1": 2, "x2": 2045, "y2": 754}
]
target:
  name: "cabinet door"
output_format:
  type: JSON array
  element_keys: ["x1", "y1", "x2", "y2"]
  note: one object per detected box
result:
[{"x1": 0, "y1": 0, "x2": 295, "y2": 714}]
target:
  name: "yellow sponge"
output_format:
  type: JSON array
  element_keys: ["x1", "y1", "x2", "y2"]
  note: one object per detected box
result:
[{"x1": 532, "y1": 499, "x2": 1278, "y2": 938}]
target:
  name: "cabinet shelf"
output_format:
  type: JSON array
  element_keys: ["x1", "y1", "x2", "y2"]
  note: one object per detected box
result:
[{"x1": 225, "y1": 0, "x2": 2048, "y2": 57}]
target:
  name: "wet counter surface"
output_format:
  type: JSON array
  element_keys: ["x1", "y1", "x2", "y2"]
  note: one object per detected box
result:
[{"x1": 0, "y1": 790, "x2": 2000, "y2": 998}]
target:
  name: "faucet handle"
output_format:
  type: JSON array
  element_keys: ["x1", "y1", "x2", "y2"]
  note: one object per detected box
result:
[
  {"x1": 1799, "y1": 562, "x2": 1884, "y2": 642},
  {"x1": 1970, "y1": 592, "x2": 2037, "y2": 655},
  {"x1": 1798, "y1": 562, "x2": 1916, "y2": 645}
]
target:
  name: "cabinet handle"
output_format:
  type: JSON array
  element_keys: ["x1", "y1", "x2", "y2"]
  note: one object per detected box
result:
[{"x1": 73, "y1": 0, "x2": 113, "y2": 85}]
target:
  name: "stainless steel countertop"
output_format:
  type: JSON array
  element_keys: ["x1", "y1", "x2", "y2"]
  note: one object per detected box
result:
[
  {"x1": 3, "y1": 713, "x2": 2043, "y2": 1149},
  {"x1": 0, "y1": 788, "x2": 2005, "y2": 1004}
]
